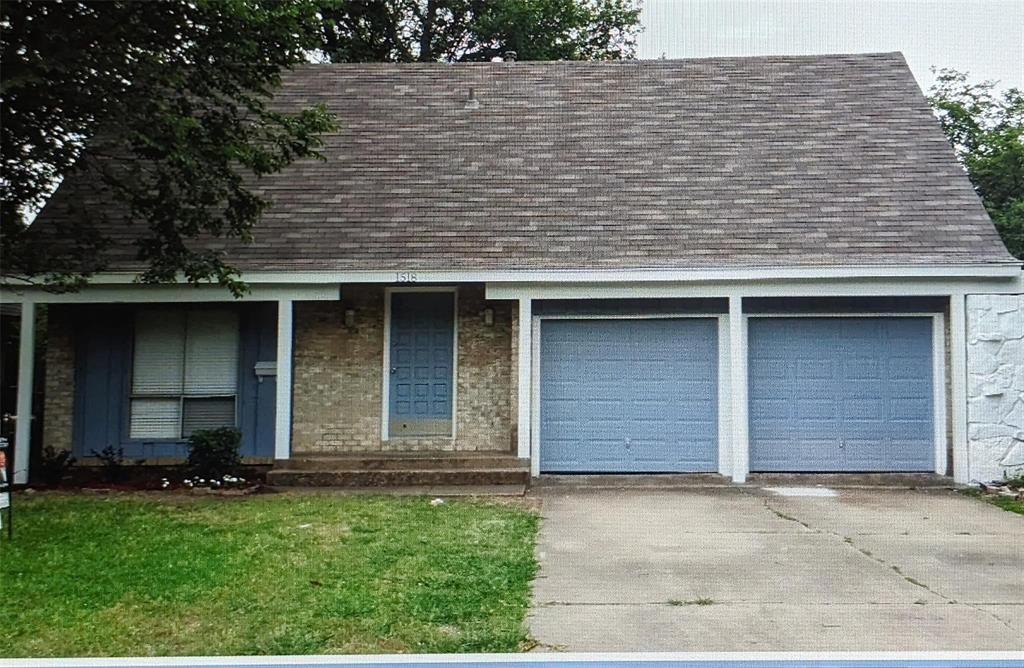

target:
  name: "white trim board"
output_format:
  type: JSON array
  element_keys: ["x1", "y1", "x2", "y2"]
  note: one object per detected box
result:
[
  {"x1": 0, "y1": 284, "x2": 339, "y2": 304},
  {"x1": 5, "y1": 262, "x2": 1018, "y2": 288},
  {"x1": 486, "y1": 277, "x2": 1024, "y2": 301},
  {"x1": 380, "y1": 287, "x2": 459, "y2": 442}
]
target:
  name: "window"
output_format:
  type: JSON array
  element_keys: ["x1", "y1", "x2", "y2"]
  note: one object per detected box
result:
[{"x1": 129, "y1": 309, "x2": 240, "y2": 439}]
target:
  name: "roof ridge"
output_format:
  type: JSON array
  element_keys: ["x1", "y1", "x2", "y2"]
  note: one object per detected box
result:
[{"x1": 289, "y1": 52, "x2": 906, "y2": 69}]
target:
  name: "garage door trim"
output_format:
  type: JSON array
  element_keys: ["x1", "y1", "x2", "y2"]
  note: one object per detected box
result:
[
  {"x1": 532, "y1": 313, "x2": 730, "y2": 476},
  {"x1": 745, "y1": 311, "x2": 947, "y2": 475}
]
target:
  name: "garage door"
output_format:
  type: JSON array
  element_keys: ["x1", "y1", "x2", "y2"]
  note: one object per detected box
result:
[
  {"x1": 539, "y1": 318, "x2": 718, "y2": 472},
  {"x1": 748, "y1": 317, "x2": 934, "y2": 472}
]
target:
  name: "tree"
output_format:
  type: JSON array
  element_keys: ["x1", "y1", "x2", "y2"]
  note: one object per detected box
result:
[
  {"x1": 930, "y1": 69, "x2": 1024, "y2": 259},
  {"x1": 1, "y1": 0, "x2": 335, "y2": 294},
  {"x1": 317, "y1": 0, "x2": 642, "y2": 63}
]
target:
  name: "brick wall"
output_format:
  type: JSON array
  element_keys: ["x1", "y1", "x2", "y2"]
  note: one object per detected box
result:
[
  {"x1": 291, "y1": 284, "x2": 515, "y2": 454},
  {"x1": 42, "y1": 305, "x2": 75, "y2": 453}
]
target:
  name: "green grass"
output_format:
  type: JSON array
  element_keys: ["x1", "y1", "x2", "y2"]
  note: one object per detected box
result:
[
  {"x1": 0, "y1": 492, "x2": 539, "y2": 657},
  {"x1": 962, "y1": 488, "x2": 1024, "y2": 516}
]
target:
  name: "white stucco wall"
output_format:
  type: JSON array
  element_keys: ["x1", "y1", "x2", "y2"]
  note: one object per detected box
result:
[{"x1": 966, "y1": 293, "x2": 1024, "y2": 482}]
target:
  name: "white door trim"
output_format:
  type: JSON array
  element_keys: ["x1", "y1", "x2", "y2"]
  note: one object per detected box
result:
[
  {"x1": 932, "y1": 313, "x2": 949, "y2": 475},
  {"x1": 530, "y1": 312, "x2": 726, "y2": 477},
  {"x1": 744, "y1": 312, "x2": 947, "y2": 475},
  {"x1": 380, "y1": 287, "x2": 459, "y2": 442}
]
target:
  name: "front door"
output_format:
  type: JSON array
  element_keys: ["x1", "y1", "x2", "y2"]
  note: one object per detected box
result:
[{"x1": 388, "y1": 291, "x2": 455, "y2": 437}]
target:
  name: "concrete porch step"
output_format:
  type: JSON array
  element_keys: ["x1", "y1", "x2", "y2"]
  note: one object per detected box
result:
[
  {"x1": 267, "y1": 466, "x2": 530, "y2": 488},
  {"x1": 278, "y1": 453, "x2": 526, "y2": 471}
]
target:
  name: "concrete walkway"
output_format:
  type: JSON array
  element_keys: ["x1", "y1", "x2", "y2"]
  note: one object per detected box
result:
[{"x1": 527, "y1": 486, "x2": 1024, "y2": 651}]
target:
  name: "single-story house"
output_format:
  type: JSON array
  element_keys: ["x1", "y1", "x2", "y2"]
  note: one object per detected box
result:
[{"x1": 3, "y1": 52, "x2": 1023, "y2": 486}]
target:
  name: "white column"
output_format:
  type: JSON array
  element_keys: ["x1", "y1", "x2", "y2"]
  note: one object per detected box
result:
[
  {"x1": 729, "y1": 296, "x2": 749, "y2": 483},
  {"x1": 14, "y1": 301, "x2": 36, "y2": 485},
  {"x1": 516, "y1": 298, "x2": 532, "y2": 464},
  {"x1": 717, "y1": 314, "x2": 733, "y2": 477},
  {"x1": 274, "y1": 299, "x2": 294, "y2": 461},
  {"x1": 949, "y1": 293, "x2": 969, "y2": 483}
]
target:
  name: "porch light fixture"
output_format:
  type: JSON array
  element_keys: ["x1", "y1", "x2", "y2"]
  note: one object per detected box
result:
[
  {"x1": 482, "y1": 307, "x2": 494, "y2": 326},
  {"x1": 344, "y1": 308, "x2": 356, "y2": 329}
]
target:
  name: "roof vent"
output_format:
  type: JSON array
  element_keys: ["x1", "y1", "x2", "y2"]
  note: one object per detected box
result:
[
  {"x1": 504, "y1": 50, "x2": 517, "y2": 62},
  {"x1": 464, "y1": 87, "x2": 480, "y2": 110}
]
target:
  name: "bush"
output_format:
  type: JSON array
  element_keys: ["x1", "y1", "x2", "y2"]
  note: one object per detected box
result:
[
  {"x1": 90, "y1": 445, "x2": 139, "y2": 483},
  {"x1": 38, "y1": 446, "x2": 76, "y2": 486},
  {"x1": 187, "y1": 428, "x2": 241, "y2": 479}
]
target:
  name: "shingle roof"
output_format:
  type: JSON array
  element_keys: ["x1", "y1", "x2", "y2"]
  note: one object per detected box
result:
[{"x1": 35, "y1": 52, "x2": 1016, "y2": 272}]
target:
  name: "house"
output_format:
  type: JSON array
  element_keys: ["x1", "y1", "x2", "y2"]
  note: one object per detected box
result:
[{"x1": 3, "y1": 53, "x2": 1023, "y2": 487}]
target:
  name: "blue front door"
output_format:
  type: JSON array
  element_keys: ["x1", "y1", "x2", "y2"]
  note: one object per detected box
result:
[
  {"x1": 389, "y1": 291, "x2": 455, "y2": 437},
  {"x1": 539, "y1": 318, "x2": 719, "y2": 472},
  {"x1": 748, "y1": 317, "x2": 935, "y2": 472}
]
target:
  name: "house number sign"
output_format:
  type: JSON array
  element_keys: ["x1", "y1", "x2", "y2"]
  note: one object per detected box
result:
[{"x1": 396, "y1": 272, "x2": 418, "y2": 283}]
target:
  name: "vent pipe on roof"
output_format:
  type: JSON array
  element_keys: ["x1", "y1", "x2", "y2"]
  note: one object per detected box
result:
[
  {"x1": 504, "y1": 50, "x2": 517, "y2": 62},
  {"x1": 464, "y1": 87, "x2": 480, "y2": 110}
]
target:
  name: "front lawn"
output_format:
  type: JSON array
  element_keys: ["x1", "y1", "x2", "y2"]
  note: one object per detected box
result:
[{"x1": 0, "y1": 493, "x2": 538, "y2": 657}]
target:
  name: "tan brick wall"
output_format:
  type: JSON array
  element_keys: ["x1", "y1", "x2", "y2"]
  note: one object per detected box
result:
[
  {"x1": 291, "y1": 284, "x2": 514, "y2": 454},
  {"x1": 42, "y1": 306, "x2": 75, "y2": 453}
]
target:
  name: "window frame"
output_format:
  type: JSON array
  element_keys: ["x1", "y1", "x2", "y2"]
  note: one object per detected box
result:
[{"x1": 126, "y1": 307, "x2": 241, "y2": 442}]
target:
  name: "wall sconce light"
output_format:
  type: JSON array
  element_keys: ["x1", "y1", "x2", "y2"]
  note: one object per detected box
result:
[
  {"x1": 344, "y1": 308, "x2": 356, "y2": 329},
  {"x1": 482, "y1": 307, "x2": 494, "y2": 326}
]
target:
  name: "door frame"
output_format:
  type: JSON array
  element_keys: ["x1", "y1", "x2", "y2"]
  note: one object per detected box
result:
[
  {"x1": 530, "y1": 313, "x2": 727, "y2": 476},
  {"x1": 381, "y1": 286, "x2": 459, "y2": 442},
  {"x1": 744, "y1": 312, "x2": 947, "y2": 475}
]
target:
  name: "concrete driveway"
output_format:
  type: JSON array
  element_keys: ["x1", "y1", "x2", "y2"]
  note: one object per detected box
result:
[{"x1": 527, "y1": 485, "x2": 1024, "y2": 651}]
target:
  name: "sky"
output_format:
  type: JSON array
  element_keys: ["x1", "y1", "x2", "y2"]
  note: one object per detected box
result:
[{"x1": 636, "y1": 0, "x2": 1024, "y2": 93}]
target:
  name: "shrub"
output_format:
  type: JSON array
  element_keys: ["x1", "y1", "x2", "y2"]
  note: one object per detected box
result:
[
  {"x1": 38, "y1": 446, "x2": 76, "y2": 486},
  {"x1": 186, "y1": 428, "x2": 241, "y2": 479},
  {"x1": 90, "y1": 445, "x2": 137, "y2": 483}
]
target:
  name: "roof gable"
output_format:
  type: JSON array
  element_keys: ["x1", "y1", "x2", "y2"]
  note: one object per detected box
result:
[{"x1": 34, "y1": 52, "x2": 1016, "y2": 271}]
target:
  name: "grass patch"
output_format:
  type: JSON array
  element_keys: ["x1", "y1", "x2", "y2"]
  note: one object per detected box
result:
[
  {"x1": 0, "y1": 492, "x2": 538, "y2": 657},
  {"x1": 962, "y1": 488, "x2": 1024, "y2": 516}
]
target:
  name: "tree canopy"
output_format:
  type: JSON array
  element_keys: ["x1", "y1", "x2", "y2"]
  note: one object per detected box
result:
[
  {"x1": 318, "y1": 0, "x2": 641, "y2": 63},
  {"x1": 930, "y1": 69, "x2": 1024, "y2": 260},
  {"x1": 1, "y1": 0, "x2": 335, "y2": 294},
  {"x1": 1, "y1": 0, "x2": 642, "y2": 293}
]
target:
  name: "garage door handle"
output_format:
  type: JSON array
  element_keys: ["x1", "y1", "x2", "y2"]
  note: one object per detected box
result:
[{"x1": 624, "y1": 437, "x2": 631, "y2": 449}]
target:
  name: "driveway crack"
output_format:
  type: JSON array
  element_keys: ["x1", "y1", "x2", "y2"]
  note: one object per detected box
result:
[{"x1": 758, "y1": 493, "x2": 1019, "y2": 633}]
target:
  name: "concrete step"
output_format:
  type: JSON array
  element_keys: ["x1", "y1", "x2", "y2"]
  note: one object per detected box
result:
[
  {"x1": 267, "y1": 466, "x2": 530, "y2": 488},
  {"x1": 279, "y1": 454, "x2": 526, "y2": 471}
]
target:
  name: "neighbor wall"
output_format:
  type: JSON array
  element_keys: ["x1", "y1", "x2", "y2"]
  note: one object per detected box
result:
[{"x1": 966, "y1": 293, "x2": 1024, "y2": 482}]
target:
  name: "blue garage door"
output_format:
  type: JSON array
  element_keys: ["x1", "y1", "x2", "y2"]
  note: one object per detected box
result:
[
  {"x1": 540, "y1": 318, "x2": 718, "y2": 472},
  {"x1": 749, "y1": 317, "x2": 934, "y2": 472}
]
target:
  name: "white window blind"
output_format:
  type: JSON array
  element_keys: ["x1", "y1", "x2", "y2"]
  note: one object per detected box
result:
[
  {"x1": 129, "y1": 308, "x2": 239, "y2": 439},
  {"x1": 185, "y1": 311, "x2": 240, "y2": 394},
  {"x1": 129, "y1": 398, "x2": 181, "y2": 440},
  {"x1": 131, "y1": 311, "x2": 186, "y2": 395},
  {"x1": 183, "y1": 397, "x2": 237, "y2": 437}
]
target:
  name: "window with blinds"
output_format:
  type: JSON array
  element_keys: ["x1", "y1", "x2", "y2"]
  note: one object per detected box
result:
[{"x1": 129, "y1": 309, "x2": 240, "y2": 439}]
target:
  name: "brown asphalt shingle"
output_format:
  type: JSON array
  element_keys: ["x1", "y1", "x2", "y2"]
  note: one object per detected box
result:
[{"x1": 33, "y1": 52, "x2": 1017, "y2": 271}]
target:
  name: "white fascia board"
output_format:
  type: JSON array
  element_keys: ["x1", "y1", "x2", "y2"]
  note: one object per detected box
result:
[
  {"x1": 0, "y1": 284, "x2": 340, "y2": 304},
  {"x1": 486, "y1": 276, "x2": 1024, "y2": 300},
  {"x1": 3, "y1": 263, "x2": 1020, "y2": 288}
]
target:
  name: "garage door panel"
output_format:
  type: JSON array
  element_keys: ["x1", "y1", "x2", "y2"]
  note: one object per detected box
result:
[
  {"x1": 540, "y1": 318, "x2": 718, "y2": 473},
  {"x1": 750, "y1": 317, "x2": 934, "y2": 472}
]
